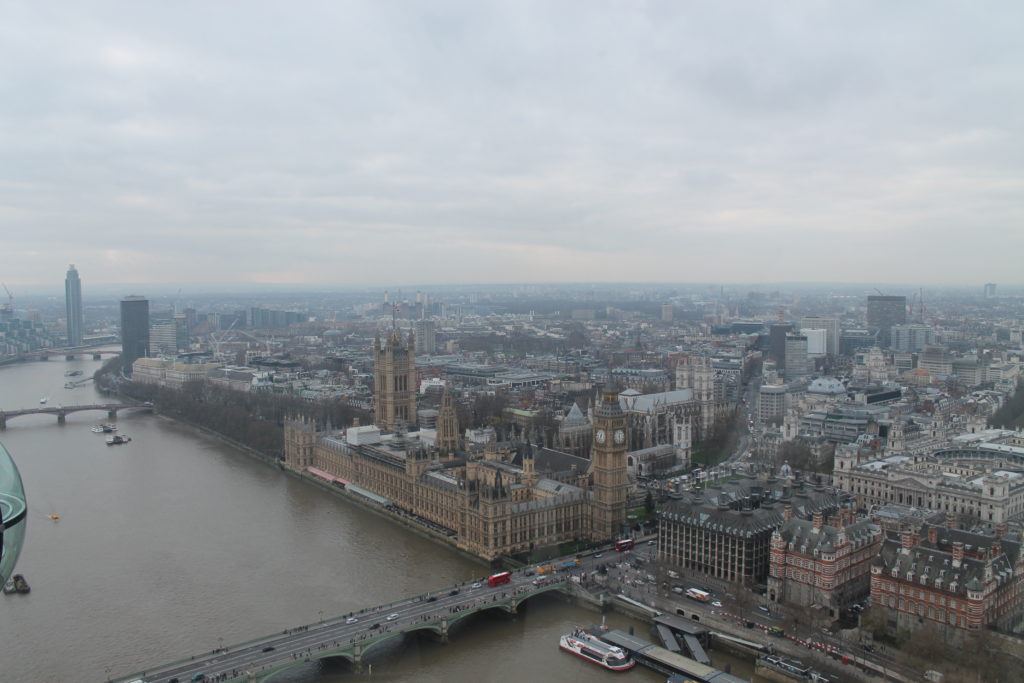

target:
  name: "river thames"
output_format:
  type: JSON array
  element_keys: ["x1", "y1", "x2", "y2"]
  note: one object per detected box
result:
[{"x1": 0, "y1": 356, "x2": 755, "y2": 682}]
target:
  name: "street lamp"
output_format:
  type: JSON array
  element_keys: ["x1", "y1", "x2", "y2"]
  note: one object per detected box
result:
[
  {"x1": 319, "y1": 609, "x2": 324, "y2": 623},
  {"x1": 218, "y1": 636, "x2": 223, "y2": 653}
]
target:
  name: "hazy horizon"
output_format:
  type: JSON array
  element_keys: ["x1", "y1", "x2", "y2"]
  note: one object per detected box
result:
[
  {"x1": 10, "y1": 280, "x2": 1020, "y2": 302},
  {"x1": 3, "y1": 1, "x2": 1022, "y2": 288}
]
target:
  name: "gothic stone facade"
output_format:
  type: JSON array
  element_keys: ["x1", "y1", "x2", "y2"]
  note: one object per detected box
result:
[
  {"x1": 284, "y1": 393, "x2": 630, "y2": 562},
  {"x1": 373, "y1": 327, "x2": 417, "y2": 432}
]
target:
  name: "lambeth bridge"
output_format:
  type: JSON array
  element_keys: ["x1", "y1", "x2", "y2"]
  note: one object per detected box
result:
[
  {"x1": 0, "y1": 403, "x2": 153, "y2": 430},
  {"x1": 8, "y1": 345, "x2": 121, "y2": 362},
  {"x1": 117, "y1": 570, "x2": 585, "y2": 683}
]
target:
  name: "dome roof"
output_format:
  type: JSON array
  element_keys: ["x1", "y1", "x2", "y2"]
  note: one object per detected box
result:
[{"x1": 808, "y1": 377, "x2": 846, "y2": 395}]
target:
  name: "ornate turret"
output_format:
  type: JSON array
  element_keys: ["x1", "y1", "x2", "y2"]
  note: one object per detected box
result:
[
  {"x1": 522, "y1": 442, "x2": 537, "y2": 485},
  {"x1": 436, "y1": 387, "x2": 459, "y2": 458},
  {"x1": 284, "y1": 416, "x2": 317, "y2": 469}
]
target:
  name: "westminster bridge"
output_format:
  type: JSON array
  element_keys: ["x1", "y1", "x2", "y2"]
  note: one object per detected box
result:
[
  {"x1": 116, "y1": 570, "x2": 585, "y2": 683},
  {"x1": 0, "y1": 403, "x2": 153, "y2": 430}
]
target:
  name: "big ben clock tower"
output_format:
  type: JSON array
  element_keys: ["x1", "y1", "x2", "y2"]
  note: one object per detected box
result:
[{"x1": 590, "y1": 391, "x2": 628, "y2": 542}]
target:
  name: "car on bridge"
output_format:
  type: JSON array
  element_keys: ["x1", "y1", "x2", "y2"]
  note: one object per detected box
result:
[
  {"x1": 386, "y1": 613, "x2": 400, "y2": 621},
  {"x1": 471, "y1": 582, "x2": 482, "y2": 589},
  {"x1": 346, "y1": 617, "x2": 359, "y2": 624}
]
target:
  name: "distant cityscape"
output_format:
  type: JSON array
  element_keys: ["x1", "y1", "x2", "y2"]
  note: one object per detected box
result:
[{"x1": 3, "y1": 267, "x2": 1024, "y2": 670}]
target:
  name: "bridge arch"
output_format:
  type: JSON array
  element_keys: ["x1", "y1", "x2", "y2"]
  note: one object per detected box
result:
[
  {"x1": 252, "y1": 649, "x2": 358, "y2": 682},
  {"x1": 0, "y1": 403, "x2": 153, "y2": 429}
]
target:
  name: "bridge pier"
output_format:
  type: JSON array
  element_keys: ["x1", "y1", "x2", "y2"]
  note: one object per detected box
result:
[
  {"x1": 66, "y1": 354, "x2": 75, "y2": 360},
  {"x1": 57, "y1": 410, "x2": 66, "y2": 425},
  {"x1": 440, "y1": 618, "x2": 449, "y2": 643},
  {"x1": 352, "y1": 643, "x2": 362, "y2": 672},
  {"x1": 108, "y1": 409, "x2": 118, "y2": 419},
  {"x1": 0, "y1": 413, "x2": 5, "y2": 430}
]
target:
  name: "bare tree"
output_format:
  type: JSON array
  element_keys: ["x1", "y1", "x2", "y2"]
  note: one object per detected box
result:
[{"x1": 859, "y1": 605, "x2": 888, "y2": 642}]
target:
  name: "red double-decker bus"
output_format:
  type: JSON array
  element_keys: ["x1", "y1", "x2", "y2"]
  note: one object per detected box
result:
[
  {"x1": 487, "y1": 571, "x2": 511, "y2": 587},
  {"x1": 615, "y1": 538, "x2": 635, "y2": 552}
]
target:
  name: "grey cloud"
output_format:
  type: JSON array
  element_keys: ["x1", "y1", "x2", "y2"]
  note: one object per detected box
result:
[{"x1": 1, "y1": 1, "x2": 1022, "y2": 286}]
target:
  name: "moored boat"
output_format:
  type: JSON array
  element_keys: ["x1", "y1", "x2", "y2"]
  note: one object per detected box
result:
[
  {"x1": 3, "y1": 579, "x2": 16, "y2": 595},
  {"x1": 106, "y1": 435, "x2": 131, "y2": 445},
  {"x1": 559, "y1": 629, "x2": 635, "y2": 671},
  {"x1": 12, "y1": 574, "x2": 30, "y2": 593},
  {"x1": 91, "y1": 424, "x2": 117, "y2": 433}
]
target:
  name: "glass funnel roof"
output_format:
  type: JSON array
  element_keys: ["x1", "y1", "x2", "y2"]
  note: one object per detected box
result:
[{"x1": 0, "y1": 440, "x2": 27, "y2": 584}]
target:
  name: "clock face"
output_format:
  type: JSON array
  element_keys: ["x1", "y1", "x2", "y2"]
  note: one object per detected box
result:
[
  {"x1": 595, "y1": 429, "x2": 606, "y2": 444},
  {"x1": 614, "y1": 429, "x2": 625, "y2": 444}
]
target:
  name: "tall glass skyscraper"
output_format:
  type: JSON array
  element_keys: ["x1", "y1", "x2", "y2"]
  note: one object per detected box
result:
[
  {"x1": 64, "y1": 264, "x2": 83, "y2": 346},
  {"x1": 866, "y1": 295, "x2": 907, "y2": 348},
  {"x1": 120, "y1": 295, "x2": 150, "y2": 376}
]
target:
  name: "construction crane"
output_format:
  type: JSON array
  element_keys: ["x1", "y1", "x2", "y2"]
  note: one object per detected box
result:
[
  {"x1": 209, "y1": 318, "x2": 238, "y2": 358},
  {"x1": 235, "y1": 328, "x2": 274, "y2": 358},
  {"x1": 1, "y1": 282, "x2": 12, "y2": 316},
  {"x1": 910, "y1": 287, "x2": 926, "y2": 323}
]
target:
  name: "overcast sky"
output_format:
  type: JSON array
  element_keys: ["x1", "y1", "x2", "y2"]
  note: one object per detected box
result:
[{"x1": 2, "y1": 1, "x2": 1021, "y2": 289}]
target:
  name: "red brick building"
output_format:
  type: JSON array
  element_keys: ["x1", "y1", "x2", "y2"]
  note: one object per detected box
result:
[
  {"x1": 870, "y1": 523, "x2": 1024, "y2": 641},
  {"x1": 768, "y1": 507, "x2": 883, "y2": 621}
]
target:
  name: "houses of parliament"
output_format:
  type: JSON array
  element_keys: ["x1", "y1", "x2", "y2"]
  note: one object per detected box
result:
[{"x1": 284, "y1": 326, "x2": 629, "y2": 561}]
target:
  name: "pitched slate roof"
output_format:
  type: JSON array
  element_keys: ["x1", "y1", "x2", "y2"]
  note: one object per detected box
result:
[
  {"x1": 778, "y1": 518, "x2": 880, "y2": 555},
  {"x1": 561, "y1": 402, "x2": 589, "y2": 426},
  {"x1": 660, "y1": 477, "x2": 844, "y2": 539},
  {"x1": 875, "y1": 526, "x2": 1021, "y2": 597},
  {"x1": 508, "y1": 441, "x2": 590, "y2": 477}
]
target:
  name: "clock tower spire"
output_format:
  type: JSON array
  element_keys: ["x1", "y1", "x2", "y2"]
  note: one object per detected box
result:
[{"x1": 590, "y1": 390, "x2": 628, "y2": 542}]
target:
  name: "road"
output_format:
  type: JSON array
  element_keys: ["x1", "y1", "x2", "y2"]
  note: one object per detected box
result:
[{"x1": 601, "y1": 553, "x2": 918, "y2": 683}]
